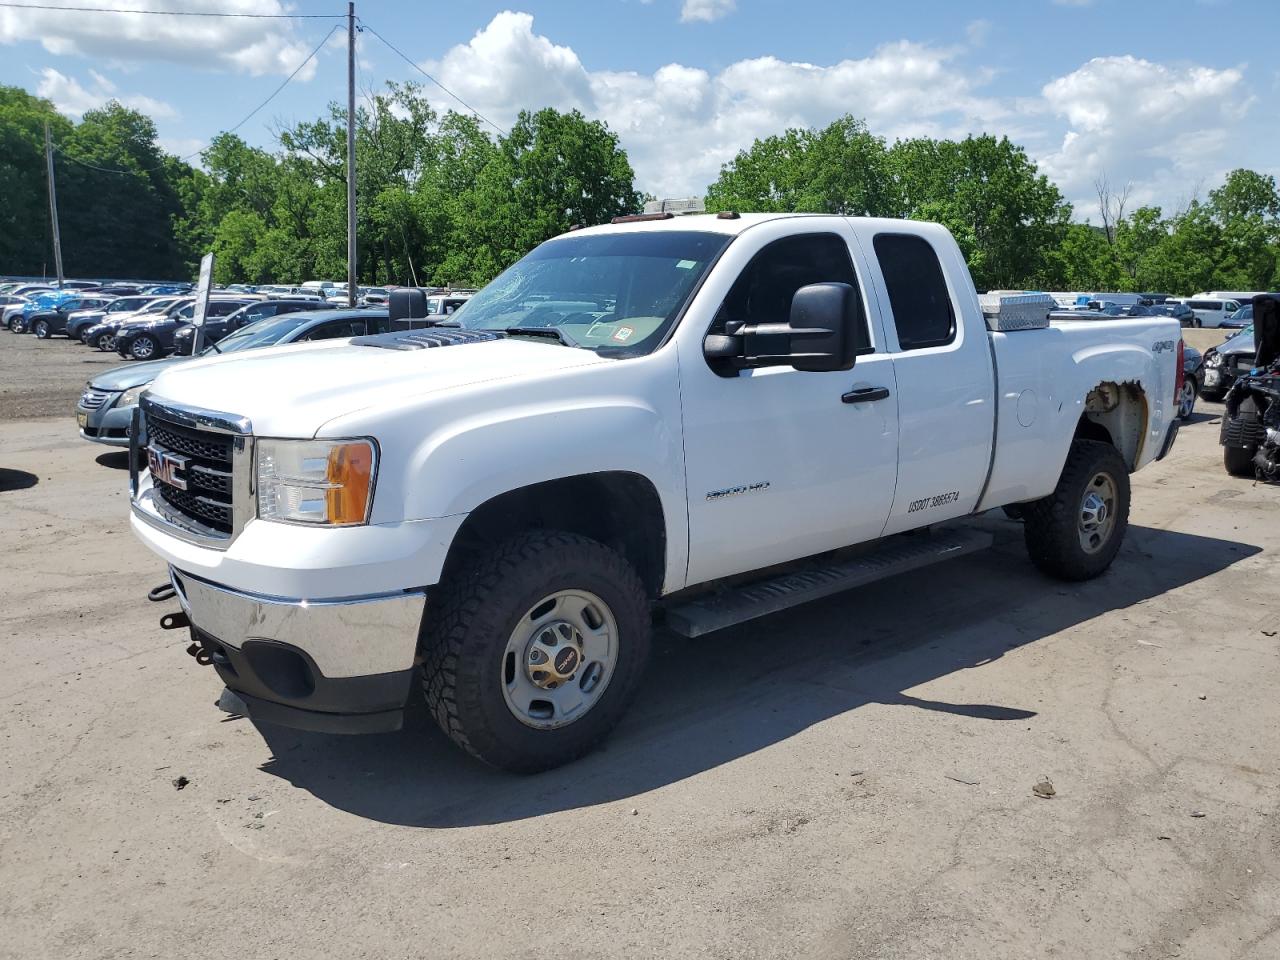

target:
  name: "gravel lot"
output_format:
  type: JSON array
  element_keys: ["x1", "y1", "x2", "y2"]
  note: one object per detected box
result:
[{"x1": 2, "y1": 323, "x2": 1277, "y2": 960}]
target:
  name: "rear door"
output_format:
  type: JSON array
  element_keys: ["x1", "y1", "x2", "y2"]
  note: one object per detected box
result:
[{"x1": 848, "y1": 224, "x2": 996, "y2": 536}]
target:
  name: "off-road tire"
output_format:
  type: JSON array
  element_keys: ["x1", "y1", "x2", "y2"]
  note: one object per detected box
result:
[
  {"x1": 422, "y1": 530, "x2": 651, "y2": 773},
  {"x1": 1224, "y1": 444, "x2": 1256, "y2": 477},
  {"x1": 1022, "y1": 439, "x2": 1130, "y2": 581}
]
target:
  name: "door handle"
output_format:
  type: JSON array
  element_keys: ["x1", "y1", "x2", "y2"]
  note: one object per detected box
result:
[{"x1": 841, "y1": 385, "x2": 891, "y2": 404}]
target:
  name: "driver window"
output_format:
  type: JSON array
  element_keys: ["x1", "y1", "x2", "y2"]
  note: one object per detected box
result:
[
  {"x1": 714, "y1": 233, "x2": 870, "y2": 353},
  {"x1": 302, "y1": 320, "x2": 361, "y2": 341}
]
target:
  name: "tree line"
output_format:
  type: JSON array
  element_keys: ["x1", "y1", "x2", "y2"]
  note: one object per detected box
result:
[{"x1": 3, "y1": 82, "x2": 1278, "y2": 294}]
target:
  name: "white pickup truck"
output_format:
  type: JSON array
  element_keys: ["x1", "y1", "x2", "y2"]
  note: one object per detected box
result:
[{"x1": 130, "y1": 213, "x2": 1184, "y2": 771}]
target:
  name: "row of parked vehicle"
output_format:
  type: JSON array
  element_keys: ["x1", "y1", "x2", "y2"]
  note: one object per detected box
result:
[{"x1": 1050, "y1": 291, "x2": 1259, "y2": 328}]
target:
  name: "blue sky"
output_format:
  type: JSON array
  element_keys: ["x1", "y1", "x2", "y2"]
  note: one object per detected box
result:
[{"x1": 2, "y1": 0, "x2": 1277, "y2": 217}]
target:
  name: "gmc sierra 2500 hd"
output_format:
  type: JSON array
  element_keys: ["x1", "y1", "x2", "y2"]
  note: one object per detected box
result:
[{"x1": 130, "y1": 212, "x2": 1183, "y2": 771}]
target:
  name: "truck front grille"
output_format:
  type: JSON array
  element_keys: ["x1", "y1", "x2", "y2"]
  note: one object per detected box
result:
[{"x1": 146, "y1": 414, "x2": 236, "y2": 536}]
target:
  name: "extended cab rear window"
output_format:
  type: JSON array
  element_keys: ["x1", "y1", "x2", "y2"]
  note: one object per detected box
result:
[{"x1": 873, "y1": 233, "x2": 956, "y2": 350}]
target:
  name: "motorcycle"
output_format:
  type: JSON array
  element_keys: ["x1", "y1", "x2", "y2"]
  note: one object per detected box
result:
[{"x1": 1221, "y1": 294, "x2": 1280, "y2": 479}]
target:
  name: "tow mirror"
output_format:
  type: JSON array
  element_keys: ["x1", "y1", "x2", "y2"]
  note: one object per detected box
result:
[
  {"x1": 389, "y1": 288, "x2": 428, "y2": 329},
  {"x1": 703, "y1": 282, "x2": 856, "y2": 373}
]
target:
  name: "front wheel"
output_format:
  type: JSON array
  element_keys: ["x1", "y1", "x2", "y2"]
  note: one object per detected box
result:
[
  {"x1": 128, "y1": 335, "x2": 161, "y2": 360},
  {"x1": 1177, "y1": 379, "x2": 1197, "y2": 420},
  {"x1": 95, "y1": 333, "x2": 115, "y2": 352},
  {"x1": 1022, "y1": 440, "x2": 1131, "y2": 581},
  {"x1": 33, "y1": 319, "x2": 50, "y2": 339},
  {"x1": 422, "y1": 530, "x2": 651, "y2": 772}
]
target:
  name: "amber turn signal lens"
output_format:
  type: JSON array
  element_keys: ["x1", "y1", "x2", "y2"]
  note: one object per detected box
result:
[{"x1": 325, "y1": 441, "x2": 375, "y2": 524}]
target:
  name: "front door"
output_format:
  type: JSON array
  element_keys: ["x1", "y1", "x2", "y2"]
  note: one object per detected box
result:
[{"x1": 679, "y1": 219, "x2": 900, "y2": 587}]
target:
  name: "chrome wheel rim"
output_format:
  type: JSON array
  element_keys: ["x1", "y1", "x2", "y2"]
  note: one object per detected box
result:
[
  {"x1": 132, "y1": 337, "x2": 154, "y2": 359},
  {"x1": 501, "y1": 589, "x2": 618, "y2": 730},
  {"x1": 1079, "y1": 471, "x2": 1118, "y2": 554},
  {"x1": 1178, "y1": 381, "x2": 1195, "y2": 418}
]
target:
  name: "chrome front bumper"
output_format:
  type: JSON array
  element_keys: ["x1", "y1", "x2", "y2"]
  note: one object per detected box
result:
[
  {"x1": 169, "y1": 568, "x2": 426, "y2": 734},
  {"x1": 170, "y1": 567, "x2": 426, "y2": 678}
]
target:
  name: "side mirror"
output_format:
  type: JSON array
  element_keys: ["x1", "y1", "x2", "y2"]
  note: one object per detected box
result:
[
  {"x1": 703, "y1": 282, "x2": 857, "y2": 373},
  {"x1": 389, "y1": 288, "x2": 428, "y2": 328}
]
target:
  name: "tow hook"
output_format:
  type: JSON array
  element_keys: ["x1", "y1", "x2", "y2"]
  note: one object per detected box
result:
[
  {"x1": 160, "y1": 610, "x2": 190, "y2": 631},
  {"x1": 147, "y1": 582, "x2": 175, "y2": 603},
  {"x1": 186, "y1": 641, "x2": 213, "y2": 666}
]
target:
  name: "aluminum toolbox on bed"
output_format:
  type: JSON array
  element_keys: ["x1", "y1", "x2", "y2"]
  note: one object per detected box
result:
[{"x1": 979, "y1": 291, "x2": 1054, "y2": 332}]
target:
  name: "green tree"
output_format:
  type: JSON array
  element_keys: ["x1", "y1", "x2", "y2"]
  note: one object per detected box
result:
[
  {"x1": 887, "y1": 134, "x2": 1070, "y2": 290},
  {"x1": 706, "y1": 116, "x2": 895, "y2": 216},
  {"x1": 448, "y1": 108, "x2": 640, "y2": 285}
]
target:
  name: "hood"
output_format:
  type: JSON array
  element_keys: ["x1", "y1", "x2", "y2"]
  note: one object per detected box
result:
[
  {"x1": 90, "y1": 356, "x2": 189, "y2": 391},
  {"x1": 1218, "y1": 330, "x2": 1255, "y2": 356},
  {"x1": 148, "y1": 336, "x2": 611, "y2": 436}
]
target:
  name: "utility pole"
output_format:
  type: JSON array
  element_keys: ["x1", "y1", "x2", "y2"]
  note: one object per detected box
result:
[
  {"x1": 346, "y1": 1, "x2": 357, "y2": 307},
  {"x1": 44, "y1": 122, "x2": 65, "y2": 289}
]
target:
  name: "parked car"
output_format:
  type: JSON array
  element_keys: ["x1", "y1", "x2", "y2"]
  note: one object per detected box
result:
[
  {"x1": 1201, "y1": 324, "x2": 1256, "y2": 401},
  {"x1": 11, "y1": 290, "x2": 86, "y2": 333},
  {"x1": 171, "y1": 298, "x2": 337, "y2": 355},
  {"x1": 1184, "y1": 298, "x2": 1243, "y2": 328},
  {"x1": 1222, "y1": 304, "x2": 1253, "y2": 329},
  {"x1": 66, "y1": 296, "x2": 175, "y2": 342},
  {"x1": 129, "y1": 213, "x2": 1183, "y2": 770},
  {"x1": 78, "y1": 309, "x2": 391, "y2": 447},
  {"x1": 82, "y1": 298, "x2": 183, "y2": 350},
  {"x1": 142, "y1": 284, "x2": 191, "y2": 296},
  {"x1": 115, "y1": 297, "x2": 259, "y2": 360},
  {"x1": 1219, "y1": 296, "x2": 1279, "y2": 477},
  {"x1": 1179, "y1": 343, "x2": 1204, "y2": 420},
  {"x1": 28, "y1": 296, "x2": 117, "y2": 338},
  {"x1": 1149, "y1": 301, "x2": 1196, "y2": 326}
]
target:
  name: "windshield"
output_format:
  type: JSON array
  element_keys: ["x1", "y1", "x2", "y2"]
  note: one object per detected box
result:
[
  {"x1": 453, "y1": 230, "x2": 731, "y2": 355},
  {"x1": 206, "y1": 313, "x2": 312, "y2": 354},
  {"x1": 109, "y1": 297, "x2": 150, "y2": 312}
]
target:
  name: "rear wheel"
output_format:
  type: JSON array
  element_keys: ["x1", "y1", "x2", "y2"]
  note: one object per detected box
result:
[
  {"x1": 1224, "y1": 444, "x2": 1256, "y2": 477},
  {"x1": 130, "y1": 335, "x2": 162, "y2": 360},
  {"x1": 1022, "y1": 440, "x2": 1130, "y2": 581},
  {"x1": 422, "y1": 530, "x2": 651, "y2": 772},
  {"x1": 95, "y1": 333, "x2": 115, "y2": 351},
  {"x1": 8, "y1": 317, "x2": 23, "y2": 333},
  {"x1": 33, "y1": 319, "x2": 50, "y2": 339}
]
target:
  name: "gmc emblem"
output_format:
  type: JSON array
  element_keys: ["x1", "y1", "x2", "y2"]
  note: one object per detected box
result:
[{"x1": 147, "y1": 444, "x2": 190, "y2": 491}]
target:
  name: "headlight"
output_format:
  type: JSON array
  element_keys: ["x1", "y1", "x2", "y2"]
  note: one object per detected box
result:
[
  {"x1": 256, "y1": 438, "x2": 377, "y2": 525},
  {"x1": 117, "y1": 384, "x2": 150, "y2": 408}
]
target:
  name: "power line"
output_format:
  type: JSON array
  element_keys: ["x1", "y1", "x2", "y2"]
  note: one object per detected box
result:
[
  {"x1": 53, "y1": 23, "x2": 340, "y2": 175},
  {"x1": 357, "y1": 18, "x2": 507, "y2": 136},
  {"x1": 0, "y1": 1, "x2": 340, "y2": 16}
]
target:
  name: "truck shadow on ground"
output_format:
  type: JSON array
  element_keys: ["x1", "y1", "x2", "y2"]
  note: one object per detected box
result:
[
  {"x1": 0, "y1": 468, "x2": 39, "y2": 492},
  {"x1": 256, "y1": 519, "x2": 1260, "y2": 827}
]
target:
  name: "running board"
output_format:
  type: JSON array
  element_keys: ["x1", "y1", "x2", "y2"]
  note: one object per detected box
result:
[{"x1": 665, "y1": 527, "x2": 994, "y2": 638}]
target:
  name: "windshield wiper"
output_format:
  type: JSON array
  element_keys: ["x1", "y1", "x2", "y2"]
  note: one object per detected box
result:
[{"x1": 503, "y1": 326, "x2": 580, "y2": 347}]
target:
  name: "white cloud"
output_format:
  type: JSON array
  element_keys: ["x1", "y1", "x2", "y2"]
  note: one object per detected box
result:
[
  {"x1": 427, "y1": 13, "x2": 1005, "y2": 198},
  {"x1": 680, "y1": 0, "x2": 737, "y2": 23},
  {"x1": 36, "y1": 66, "x2": 177, "y2": 119},
  {"x1": 421, "y1": 12, "x2": 1267, "y2": 217},
  {"x1": 1038, "y1": 55, "x2": 1253, "y2": 211},
  {"x1": 0, "y1": 0, "x2": 326, "y2": 78}
]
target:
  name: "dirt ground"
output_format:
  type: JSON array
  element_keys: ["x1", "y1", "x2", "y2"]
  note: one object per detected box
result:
[{"x1": 1, "y1": 324, "x2": 1278, "y2": 960}]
